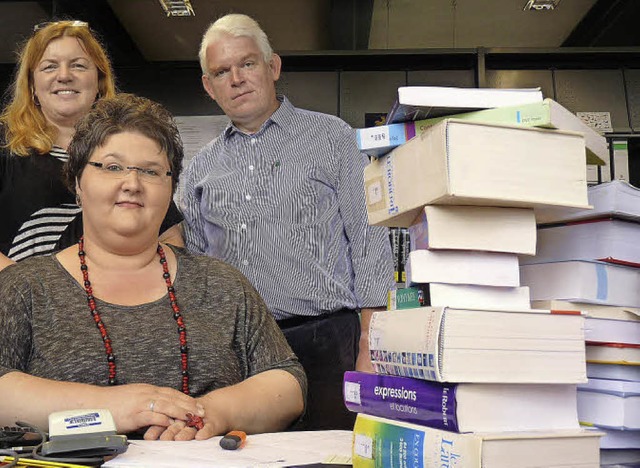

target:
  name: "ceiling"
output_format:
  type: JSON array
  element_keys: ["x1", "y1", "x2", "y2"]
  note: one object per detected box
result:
[{"x1": 0, "y1": 0, "x2": 639, "y2": 67}]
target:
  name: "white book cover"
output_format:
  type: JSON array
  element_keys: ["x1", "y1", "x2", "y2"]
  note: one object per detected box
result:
[
  {"x1": 429, "y1": 283, "x2": 531, "y2": 310},
  {"x1": 364, "y1": 119, "x2": 589, "y2": 227},
  {"x1": 585, "y1": 317, "x2": 640, "y2": 345},
  {"x1": 531, "y1": 300, "x2": 640, "y2": 321},
  {"x1": 577, "y1": 378, "x2": 640, "y2": 430},
  {"x1": 409, "y1": 205, "x2": 537, "y2": 255},
  {"x1": 405, "y1": 249, "x2": 520, "y2": 287},
  {"x1": 537, "y1": 180, "x2": 640, "y2": 224},
  {"x1": 520, "y1": 260, "x2": 640, "y2": 308},
  {"x1": 386, "y1": 86, "x2": 543, "y2": 124},
  {"x1": 587, "y1": 363, "x2": 640, "y2": 382},
  {"x1": 521, "y1": 218, "x2": 640, "y2": 266}
]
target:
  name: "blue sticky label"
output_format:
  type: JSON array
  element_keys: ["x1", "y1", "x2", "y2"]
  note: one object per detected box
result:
[{"x1": 595, "y1": 263, "x2": 608, "y2": 301}]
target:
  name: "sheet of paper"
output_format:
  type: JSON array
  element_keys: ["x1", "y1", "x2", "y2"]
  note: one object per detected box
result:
[{"x1": 104, "y1": 430, "x2": 353, "y2": 467}]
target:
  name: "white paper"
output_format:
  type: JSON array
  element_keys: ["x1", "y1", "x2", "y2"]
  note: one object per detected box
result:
[{"x1": 104, "y1": 430, "x2": 353, "y2": 468}]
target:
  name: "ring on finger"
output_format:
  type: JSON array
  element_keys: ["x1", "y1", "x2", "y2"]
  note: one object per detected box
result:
[{"x1": 149, "y1": 400, "x2": 156, "y2": 412}]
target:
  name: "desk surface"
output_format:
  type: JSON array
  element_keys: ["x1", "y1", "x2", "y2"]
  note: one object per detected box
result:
[{"x1": 103, "y1": 430, "x2": 353, "y2": 468}]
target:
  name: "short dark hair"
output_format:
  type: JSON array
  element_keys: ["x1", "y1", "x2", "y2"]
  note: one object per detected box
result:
[{"x1": 64, "y1": 93, "x2": 184, "y2": 194}]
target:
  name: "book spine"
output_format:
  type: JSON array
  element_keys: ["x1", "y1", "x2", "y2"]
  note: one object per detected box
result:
[
  {"x1": 389, "y1": 228, "x2": 400, "y2": 283},
  {"x1": 352, "y1": 414, "x2": 481, "y2": 468},
  {"x1": 388, "y1": 285, "x2": 429, "y2": 310},
  {"x1": 400, "y1": 228, "x2": 410, "y2": 284},
  {"x1": 343, "y1": 371, "x2": 459, "y2": 431},
  {"x1": 356, "y1": 122, "x2": 416, "y2": 156}
]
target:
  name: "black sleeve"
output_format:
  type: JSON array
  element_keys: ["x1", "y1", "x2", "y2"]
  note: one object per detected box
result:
[{"x1": 160, "y1": 200, "x2": 183, "y2": 235}]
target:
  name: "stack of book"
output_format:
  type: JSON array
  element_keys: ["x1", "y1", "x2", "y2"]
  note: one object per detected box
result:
[
  {"x1": 349, "y1": 86, "x2": 602, "y2": 467},
  {"x1": 357, "y1": 88, "x2": 608, "y2": 184},
  {"x1": 521, "y1": 180, "x2": 640, "y2": 466}
]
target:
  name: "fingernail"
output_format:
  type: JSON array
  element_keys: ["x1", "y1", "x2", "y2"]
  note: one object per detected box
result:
[{"x1": 196, "y1": 404, "x2": 205, "y2": 416}]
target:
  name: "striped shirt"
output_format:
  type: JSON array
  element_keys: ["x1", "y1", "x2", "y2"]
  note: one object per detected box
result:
[
  {"x1": 181, "y1": 97, "x2": 395, "y2": 320},
  {"x1": 1, "y1": 146, "x2": 81, "y2": 261}
]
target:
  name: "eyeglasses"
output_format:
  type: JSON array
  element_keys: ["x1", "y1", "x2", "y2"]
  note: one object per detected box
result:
[
  {"x1": 33, "y1": 20, "x2": 89, "y2": 33},
  {"x1": 87, "y1": 161, "x2": 172, "y2": 185}
]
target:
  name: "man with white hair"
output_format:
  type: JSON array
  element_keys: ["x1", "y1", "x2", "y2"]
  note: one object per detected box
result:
[{"x1": 181, "y1": 13, "x2": 394, "y2": 430}]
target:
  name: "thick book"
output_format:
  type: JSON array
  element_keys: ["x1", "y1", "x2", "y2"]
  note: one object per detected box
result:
[
  {"x1": 364, "y1": 119, "x2": 589, "y2": 227},
  {"x1": 538, "y1": 180, "x2": 640, "y2": 224},
  {"x1": 600, "y1": 448, "x2": 640, "y2": 465},
  {"x1": 385, "y1": 86, "x2": 543, "y2": 124},
  {"x1": 521, "y1": 218, "x2": 640, "y2": 267},
  {"x1": 577, "y1": 378, "x2": 640, "y2": 430},
  {"x1": 359, "y1": 98, "x2": 606, "y2": 165},
  {"x1": 405, "y1": 249, "x2": 520, "y2": 287},
  {"x1": 587, "y1": 343, "x2": 640, "y2": 365},
  {"x1": 389, "y1": 283, "x2": 531, "y2": 311},
  {"x1": 531, "y1": 300, "x2": 640, "y2": 321},
  {"x1": 352, "y1": 413, "x2": 601, "y2": 468},
  {"x1": 585, "y1": 317, "x2": 640, "y2": 346},
  {"x1": 343, "y1": 371, "x2": 579, "y2": 433},
  {"x1": 520, "y1": 260, "x2": 640, "y2": 308},
  {"x1": 408, "y1": 205, "x2": 536, "y2": 255},
  {"x1": 594, "y1": 426, "x2": 640, "y2": 449},
  {"x1": 587, "y1": 363, "x2": 640, "y2": 382},
  {"x1": 368, "y1": 306, "x2": 586, "y2": 383}
]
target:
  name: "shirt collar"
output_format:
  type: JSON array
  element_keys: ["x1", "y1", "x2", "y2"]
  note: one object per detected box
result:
[{"x1": 222, "y1": 95, "x2": 295, "y2": 140}]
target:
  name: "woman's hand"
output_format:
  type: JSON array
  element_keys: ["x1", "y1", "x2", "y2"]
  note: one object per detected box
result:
[{"x1": 101, "y1": 383, "x2": 204, "y2": 435}]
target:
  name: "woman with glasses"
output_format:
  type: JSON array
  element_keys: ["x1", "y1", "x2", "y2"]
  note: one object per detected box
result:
[
  {"x1": 0, "y1": 93, "x2": 306, "y2": 440},
  {"x1": 0, "y1": 20, "x2": 183, "y2": 271}
]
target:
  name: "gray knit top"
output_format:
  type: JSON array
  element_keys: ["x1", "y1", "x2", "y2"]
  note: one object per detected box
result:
[{"x1": 0, "y1": 246, "x2": 307, "y2": 400}]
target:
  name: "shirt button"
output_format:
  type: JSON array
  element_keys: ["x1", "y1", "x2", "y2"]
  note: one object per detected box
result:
[
  {"x1": 242, "y1": 259, "x2": 249, "y2": 266},
  {"x1": 240, "y1": 223, "x2": 247, "y2": 230},
  {"x1": 245, "y1": 194, "x2": 251, "y2": 201},
  {"x1": 249, "y1": 165, "x2": 254, "y2": 171},
  {"x1": 250, "y1": 138, "x2": 257, "y2": 145}
]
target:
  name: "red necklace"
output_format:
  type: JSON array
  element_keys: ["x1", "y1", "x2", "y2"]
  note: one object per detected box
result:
[{"x1": 77, "y1": 237, "x2": 191, "y2": 394}]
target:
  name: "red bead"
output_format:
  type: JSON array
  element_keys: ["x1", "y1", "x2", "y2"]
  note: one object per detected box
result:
[{"x1": 78, "y1": 239, "x2": 191, "y2": 394}]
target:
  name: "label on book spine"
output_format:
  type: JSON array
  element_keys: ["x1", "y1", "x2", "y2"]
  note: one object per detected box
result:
[{"x1": 344, "y1": 372, "x2": 459, "y2": 431}]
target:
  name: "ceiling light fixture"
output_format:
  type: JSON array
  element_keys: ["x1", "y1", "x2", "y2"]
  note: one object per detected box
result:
[
  {"x1": 523, "y1": 0, "x2": 561, "y2": 11},
  {"x1": 157, "y1": 0, "x2": 195, "y2": 17}
]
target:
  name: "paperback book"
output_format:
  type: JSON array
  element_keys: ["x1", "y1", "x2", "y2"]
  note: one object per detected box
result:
[
  {"x1": 343, "y1": 371, "x2": 579, "y2": 433},
  {"x1": 538, "y1": 180, "x2": 640, "y2": 224},
  {"x1": 358, "y1": 98, "x2": 606, "y2": 165},
  {"x1": 587, "y1": 363, "x2": 640, "y2": 382},
  {"x1": 586, "y1": 342, "x2": 640, "y2": 365},
  {"x1": 577, "y1": 378, "x2": 640, "y2": 430},
  {"x1": 352, "y1": 413, "x2": 601, "y2": 468},
  {"x1": 385, "y1": 86, "x2": 543, "y2": 124},
  {"x1": 409, "y1": 205, "x2": 536, "y2": 255},
  {"x1": 531, "y1": 300, "x2": 640, "y2": 322},
  {"x1": 522, "y1": 217, "x2": 640, "y2": 267},
  {"x1": 368, "y1": 306, "x2": 586, "y2": 383},
  {"x1": 364, "y1": 119, "x2": 589, "y2": 227},
  {"x1": 388, "y1": 284, "x2": 531, "y2": 311},
  {"x1": 405, "y1": 249, "x2": 520, "y2": 287},
  {"x1": 520, "y1": 260, "x2": 640, "y2": 308}
]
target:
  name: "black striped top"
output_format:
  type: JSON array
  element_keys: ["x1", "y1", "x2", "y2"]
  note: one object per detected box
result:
[{"x1": 0, "y1": 146, "x2": 81, "y2": 261}]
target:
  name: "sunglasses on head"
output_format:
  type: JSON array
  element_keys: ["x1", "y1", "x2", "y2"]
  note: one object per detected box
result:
[{"x1": 33, "y1": 20, "x2": 89, "y2": 33}]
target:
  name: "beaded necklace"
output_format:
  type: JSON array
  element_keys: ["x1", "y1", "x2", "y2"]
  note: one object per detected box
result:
[{"x1": 77, "y1": 237, "x2": 191, "y2": 394}]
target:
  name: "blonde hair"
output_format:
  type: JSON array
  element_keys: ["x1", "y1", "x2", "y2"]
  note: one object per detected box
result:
[
  {"x1": 0, "y1": 21, "x2": 117, "y2": 156},
  {"x1": 199, "y1": 13, "x2": 273, "y2": 75}
]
